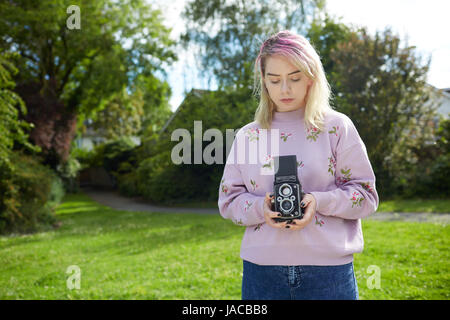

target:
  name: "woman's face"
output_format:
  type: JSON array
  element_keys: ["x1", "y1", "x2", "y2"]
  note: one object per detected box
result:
[{"x1": 264, "y1": 55, "x2": 313, "y2": 112}]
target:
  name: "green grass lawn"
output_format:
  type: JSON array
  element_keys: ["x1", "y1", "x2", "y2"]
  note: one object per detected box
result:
[
  {"x1": 0, "y1": 192, "x2": 448, "y2": 300},
  {"x1": 378, "y1": 198, "x2": 450, "y2": 213}
]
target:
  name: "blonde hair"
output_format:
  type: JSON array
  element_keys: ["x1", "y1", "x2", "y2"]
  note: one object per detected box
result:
[{"x1": 253, "y1": 30, "x2": 334, "y2": 130}]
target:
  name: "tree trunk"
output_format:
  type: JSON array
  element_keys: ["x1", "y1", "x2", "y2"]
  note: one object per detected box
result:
[{"x1": 15, "y1": 81, "x2": 77, "y2": 168}]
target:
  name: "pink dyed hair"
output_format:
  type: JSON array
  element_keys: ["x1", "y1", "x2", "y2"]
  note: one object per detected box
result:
[{"x1": 253, "y1": 30, "x2": 334, "y2": 130}]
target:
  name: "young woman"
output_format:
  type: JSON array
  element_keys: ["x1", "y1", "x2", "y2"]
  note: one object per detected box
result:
[{"x1": 218, "y1": 30, "x2": 379, "y2": 300}]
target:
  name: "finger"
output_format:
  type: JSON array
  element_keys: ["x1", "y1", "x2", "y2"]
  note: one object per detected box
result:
[
  {"x1": 265, "y1": 192, "x2": 274, "y2": 201},
  {"x1": 278, "y1": 221, "x2": 291, "y2": 229},
  {"x1": 263, "y1": 205, "x2": 281, "y2": 218},
  {"x1": 269, "y1": 211, "x2": 282, "y2": 219},
  {"x1": 290, "y1": 219, "x2": 308, "y2": 229},
  {"x1": 303, "y1": 201, "x2": 316, "y2": 218},
  {"x1": 301, "y1": 194, "x2": 316, "y2": 210},
  {"x1": 267, "y1": 219, "x2": 285, "y2": 229},
  {"x1": 300, "y1": 196, "x2": 311, "y2": 209}
]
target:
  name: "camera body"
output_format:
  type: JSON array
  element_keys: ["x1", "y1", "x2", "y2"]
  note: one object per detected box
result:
[{"x1": 270, "y1": 155, "x2": 305, "y2": 223}]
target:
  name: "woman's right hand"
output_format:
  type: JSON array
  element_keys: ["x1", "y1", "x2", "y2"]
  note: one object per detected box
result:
[{"x1": 263, "y1": 192, "x2": 289, "y2": 229}]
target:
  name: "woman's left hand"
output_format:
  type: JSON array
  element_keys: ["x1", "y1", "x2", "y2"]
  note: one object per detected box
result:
[{"x1": 285, "y1": 193, "x2": 316, "y2": 230}]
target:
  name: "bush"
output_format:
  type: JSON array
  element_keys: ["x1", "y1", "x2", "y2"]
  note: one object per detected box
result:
[
  {"x1": 0, "y1": 152, "x2": 62, "y2": 235},
  {"x1": 135, "y1": 149, "x2": 222, "y2": 204},
  {"x1": 133, "y1": 88, "x2": 256, "y2": 204},
  {"x1": 117, "y1": 171, "x2": 139, "y2": 197},
  {"x1": 56, "y1": 155, "x2": 81, "y2": 193}
]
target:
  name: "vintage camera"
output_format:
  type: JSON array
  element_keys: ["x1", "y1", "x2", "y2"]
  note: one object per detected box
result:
[{"x1": 270, "y1": 155, "x2": 305, "y2": 223}]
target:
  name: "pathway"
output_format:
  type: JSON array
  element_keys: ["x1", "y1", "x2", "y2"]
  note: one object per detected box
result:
[{"x1": 82, "y1": 188, "x2": 450, "y2": 224}]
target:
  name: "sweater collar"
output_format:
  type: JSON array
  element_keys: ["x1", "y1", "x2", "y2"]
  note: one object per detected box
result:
[{"x1": 272, "y1": 107, "x2": 305, "y2": 123}]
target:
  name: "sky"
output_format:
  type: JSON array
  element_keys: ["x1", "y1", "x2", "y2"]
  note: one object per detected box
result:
[{"x1": 153, "y1": 0, "x2": 450, "y2": 111}]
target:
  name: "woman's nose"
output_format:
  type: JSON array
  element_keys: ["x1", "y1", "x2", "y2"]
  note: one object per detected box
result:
[{"x1": 281, "y1": 79, "x2": 291, "y2": 93}]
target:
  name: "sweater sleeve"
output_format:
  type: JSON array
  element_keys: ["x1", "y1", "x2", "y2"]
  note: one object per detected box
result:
[
  {"x1": 217, "y1": 132, "x2": 266, "y2": 227},
  {"x1": 310, "y1": 117, "x2": 379, "y2": 220}
]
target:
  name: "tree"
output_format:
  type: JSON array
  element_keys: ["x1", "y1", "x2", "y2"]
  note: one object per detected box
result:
[
  {"x1": 306, "y1": 13, "x2": 353, "y2": 91},
  {"x1": 0, "y1": 51, "x2": 37, "y2": 167},
  {"x1": 181, "y1": 0, "x2": 326, "y2": 90},
  {"x1": 89, "y1": 86, "x2": 144, "y2": 141},
  {"x1": 0, "y1": 51, "x2": 56, "y2": 234},
  {"x1": 328, "y1": 26, "x2": 438, "y2": 197},
  {"x1": 137, "y1": 73, "x2": 173, "y2": 140},
  {"x1": 0, "y1": 0, "x2": 176, "y2": 167}
]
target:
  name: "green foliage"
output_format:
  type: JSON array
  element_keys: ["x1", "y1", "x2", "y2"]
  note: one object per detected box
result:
[
  {"x1": 89, "y1": 87, "x2": 144, "y2": 141},
  {"x1": 0, "y1": 50, "x2": 61, "y2": 235},
  {"x1": 0, "y1": 51, "x2": 38, "y2": 168},
  {"x1": 135, "y1": 151, "x2": 172, "y2": 200},
  {"x1": 0, "y1": 152, "x2": 60, "y2": 235},
  {"x1": 134, "y1": 88, "x2": 257, "y2": 204},
  {"x1": 0, "y1": 0, "x2": 176, "y2": 115},
  {"x1": 0, "y1": 0, "x2": 177, "y2": 166},
  {"x1": 70, "y1": 147, "x2": 95, "y2": 170},
  {"x1": 56, "y1": 155, "x2": 82, "y2": 193},
  {"x1": 308, "y1": 16, "x2": 440, "y2": 199},
  {"x1": 117, "y1": 171, "x2": 139, "y2": 197},
  {"x1": 181, "y1": 0, "x2": 325, "y2": 89},
  {"x1": 137, "y1": 74, "x2": 173, "y2": 139},
  {"x1": 76, "y1": 136, "x2": 139, "y2": 190},
  {"x1": 307, "y1": 14, "x2": 353, "y2": 90},
  {"x1": 399, "y1": 117, "x2": 450, "y2": 198},
  {"x1": 101, "y1": 137, "x2": 138, "y2": 175}
]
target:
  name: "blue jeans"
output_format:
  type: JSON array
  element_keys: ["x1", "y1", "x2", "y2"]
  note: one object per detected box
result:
[{"x1": 242, "y1": 260, "x2": 359, "y2": 300}]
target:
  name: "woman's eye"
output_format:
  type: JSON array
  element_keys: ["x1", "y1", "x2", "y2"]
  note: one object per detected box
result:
[{"x1": 270, "y1": 79, "x2": 299, "y2": 84}]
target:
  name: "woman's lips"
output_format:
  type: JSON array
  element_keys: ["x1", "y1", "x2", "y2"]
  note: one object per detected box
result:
[{"x1": 281, "y1": 98, "x2": 294, "y2": 103}]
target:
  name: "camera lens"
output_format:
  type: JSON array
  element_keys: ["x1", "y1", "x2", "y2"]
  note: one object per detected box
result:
[
  {"x1": 280, "y1": 199, "x2": 293, "y2": 212},
  {"x1": 280, "y1": 184, "x2": 292, "y2": 197}
]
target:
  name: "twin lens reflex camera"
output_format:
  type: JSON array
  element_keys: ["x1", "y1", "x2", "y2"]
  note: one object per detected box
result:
[{"x1": 270, "y1": 155, "x2": 305, "y2": 223}]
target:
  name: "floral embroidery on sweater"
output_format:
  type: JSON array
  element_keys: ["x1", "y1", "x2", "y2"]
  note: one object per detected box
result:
[
  {"x1": 336, "y1": 167, "x2": 352, "y2": 185},
  {"x1": 244, "y1": 127, "x2": 260, "y2": 141},
  {"x1": 220, "y1": 179, "x2": 229, "y2": 194},
  {"x1": 315, "y1": 215, "x2": 325, "y2": 227},
  {"x1": 254, "y1": 223, "x2": 263, "y2": 231},
  {"x1": 261, "y1": 155, "x2": 274, "y2": 174},
  {"x1": 244, "y1": 200, "x2": 253, "y2": 212},
  {"x1": 360, "y1": 182, "x2": 374, "y2": 194},
  {"x1": 328, "y1": 126, "x2": 340, "y2": 136},
  {"x1": 250, "y1": 179, "x2": 258, "y2": 191},
  {"x1": 328, "y1": 156, "x2": 337, "y2": 176},
  {"x1": 351, "y1": 191, "x2": 364, "y2": 208},
  {"x1": 280, "y1": 132, "x2": 293, "y2": 142},
  {"x1": 306, "y1": 127, "x2": 321, "y2": 142}
]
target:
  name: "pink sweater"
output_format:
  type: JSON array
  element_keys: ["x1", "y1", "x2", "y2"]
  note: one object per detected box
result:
[{"x1": 218, "y1": 107, "x2": 379, "y2": 266}]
